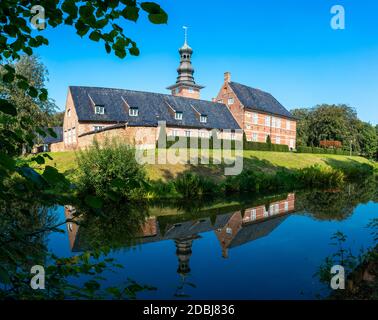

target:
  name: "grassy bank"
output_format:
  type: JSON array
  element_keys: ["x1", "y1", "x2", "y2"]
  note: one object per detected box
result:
[{"x1": 32, "y1": 150, "x2": 376, "y2": 182}]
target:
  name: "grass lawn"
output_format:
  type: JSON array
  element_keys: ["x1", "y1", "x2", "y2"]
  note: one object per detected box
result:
[{"x1": 33, "y1": 150, "x2": 376, "y2": 182}]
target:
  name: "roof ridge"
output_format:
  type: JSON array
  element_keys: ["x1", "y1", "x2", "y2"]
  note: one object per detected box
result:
[
  {"x1": 230, "y1": 81, "x2": 272, "y2": 96},
  {"x1": 69, "y1": 85, "x2": 225, "y2": 106}
]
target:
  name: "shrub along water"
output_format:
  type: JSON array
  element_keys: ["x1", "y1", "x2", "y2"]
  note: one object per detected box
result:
[
  {"x1": 73, "y1": 139, "x2": 374, "y2": 202},
  {"x1": 75, "y1": 138, "x2": 148, "y2": 204}
]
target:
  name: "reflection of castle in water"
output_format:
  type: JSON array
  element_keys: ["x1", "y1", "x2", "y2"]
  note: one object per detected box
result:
[{"x1": 65, "y1": 194, "x2": 295, "y2": 276}]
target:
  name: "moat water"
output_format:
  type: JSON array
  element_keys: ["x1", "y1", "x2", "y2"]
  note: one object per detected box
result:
[{"x1": 46, "y1": 184, "x2": 378, "y2": 299}]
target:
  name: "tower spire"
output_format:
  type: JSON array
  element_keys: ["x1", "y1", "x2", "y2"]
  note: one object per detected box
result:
[
  {"x1": 183, "y1": 26, "x2": 188, "y2": 45},
  {"x1": 167, "y1": 27, "x2": 204, "y2": 99}
]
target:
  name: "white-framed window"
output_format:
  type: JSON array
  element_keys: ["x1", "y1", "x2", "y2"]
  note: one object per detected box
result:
[
  {"x1": 175, "y1": 112, "x2": 183, "y2": 120},
  {"x1": 252, "y1": 133, "x2": 258, "y2": 142},
  {"x1": 188, "y1": 87, "x2": 194, "y2": 93},
  {"x1": 276, "y1": 136, "x2": 281, "y2": 144},
  {"x1": 129, "y1": 108, "x2": 138, "y2": 117},
  {"x1": 246, "y1": 124, "x2": 251, "y2": 129},
  {"x1": 200, "y1": 115, "x2": 207, "y2": 123},
  {"x1": 67, "y1": 109, "x2": 71, "y2": 117},
  {"x1": 272, "y1": 117, "x2": 276, "y2": 128},
  {"x1": 226, "y1": 227, "x2": 232, "y2": 235},
  {"x1": 284, "y1": 201, "x2": 289, "y2": 212},
  {"x1": 276, "y1": 118, "x2": 281, "y2": 128},
  {"x1": 217, "y1": 99, "x2": 223, "y2": 103},
  {"x1": 172, "y1": 129, "x2": 179, "y2": 137},
  {"x1": 185, "y1": 130, "x2": 191, "y2": 137},
  {"x1": 275, "y1": 203, "x2": 279, "y2": 214},
  {"x1": 93, "y1": 126, "x2": 103, "y2": 131},
  {"x1": 67, "y1": 129, "x2": 71, "y2": 144},
  {"x1": 253, "y1": 113, "x2": 258, "y2": 125},
  {"x1": 265, "y1": 115, "x2": 271, "y2": 127},
  {"x1": 286, "y1": 120, "x2": 291, "y2": 130},
  {"x1": 95, "y1": 105, "x2": 105, "y2": 114},
  {"x1": 227, "y1": 97, "x2": 234, "y2": 105},
  {"x1": 251, "y1": 209, "x2": 257, "y2": 221}
]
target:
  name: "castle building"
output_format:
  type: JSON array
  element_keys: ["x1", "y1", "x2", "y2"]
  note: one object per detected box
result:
[
  {"x1": 216, "y1": 72, "x2": 297, "y2": 149},
  {"x1": 48, "y1": 30, "x2": 296, "y2": 152}
]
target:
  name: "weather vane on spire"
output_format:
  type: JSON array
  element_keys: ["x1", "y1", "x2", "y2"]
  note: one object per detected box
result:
[{"x1": 183, "y1": 26, "x2": 188, "y2": 44}]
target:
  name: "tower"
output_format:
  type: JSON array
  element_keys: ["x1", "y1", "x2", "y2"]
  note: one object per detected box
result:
[{"x1": 167, "y1": 26, "x2": 204, "y2": 99}]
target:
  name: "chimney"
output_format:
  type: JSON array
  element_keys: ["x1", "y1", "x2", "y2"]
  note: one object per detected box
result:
[{"x1": 224, "y1": 72, "x2": 231, "y2": 83}]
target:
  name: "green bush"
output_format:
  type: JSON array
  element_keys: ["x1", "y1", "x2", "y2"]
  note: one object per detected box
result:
[
  {"x1": 297, "y1": 146, "x2": 359, "y2": 156},
  {"x1": 296, "y1": 165, "x2": 345, "y2": 188},
  {"x1": 173, "y1": 172, "x2": 218, "y2": 198},
  {"x1": 244, "y1": 141, "x2": 289, "y2": 152},
  {"x1": 76, "y1": 138, "x2": 148, "y2": 202}
]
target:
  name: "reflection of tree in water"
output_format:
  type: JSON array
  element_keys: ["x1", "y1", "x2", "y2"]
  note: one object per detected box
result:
[
  {"x1": 73, "y1": 202, "x2": 151, "y2": 251},
  {"x1": 0, "y1": 193, "x2": 155, "y2": 299},
  {"x1": 296, "y1": 179, "x2": 378, "y2": 221}
]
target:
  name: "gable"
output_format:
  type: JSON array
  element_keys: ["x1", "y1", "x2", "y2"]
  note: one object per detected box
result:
[{"x1": 229, "y1": 82, "x2": 295, "y2": 119}]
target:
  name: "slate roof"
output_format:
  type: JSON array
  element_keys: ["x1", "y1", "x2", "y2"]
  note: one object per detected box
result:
[
  {"x1": 69, "y1": 86, "x2": 240, "y2": 130},
  {"x1": 229, "y1": 82, "x2": 295, "y2": 119},
  {"x1": 36, "y1": 127, "x2": 63, "y2": 144},
  {"x1": 228, "y1": 215, "x2": 288, "y2": 249}
]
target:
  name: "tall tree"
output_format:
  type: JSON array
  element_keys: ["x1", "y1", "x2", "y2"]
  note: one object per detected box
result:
[
  {"x1": 357, "y1": 122, "x2": 378, "y2": 159},
  {"x1": 291, "y1": 108, "x2": 311, "y2": 147},
  {"x1": 0, "y1": 55, "x2": 57, "y2": 154}
]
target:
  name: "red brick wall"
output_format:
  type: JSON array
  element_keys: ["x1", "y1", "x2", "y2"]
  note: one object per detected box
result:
[
  {"x1": 171, "y1": 86, "x2": 201, "y2": 99},
  {"x1": 76, "y1": 126, "x2": 158, "y2": 150},
  {"x1": 215, "y1": 77, "x2": 297, "y2": 149}
]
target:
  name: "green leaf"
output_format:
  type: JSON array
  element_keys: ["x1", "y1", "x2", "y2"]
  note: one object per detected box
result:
[
  {"x1": 0, "y1": 153, "x2": 16, "y2": 171},
  {"x1": 85, "y1": 195, "x2": 103, "y2": 209},
  {"x1": 75, "y1": 20, "x2": 90, "y2": 37},
  {"x1": 23, "y1": 46, "x2": 33, "y2": 55},
  {"x1": 17, "y1": 80, "x2": 29, "y2": 90},
  {"x1": 28, "y1": 87, "x2": 38, "y2": 98},
  {"x1": 129, "y1": 46, "x2": 140, "y2": 56},
  {"x1": 141, "y1": 2, "x2": 161, "y2": 13},
  {"x1": 148, "y1": 12, "x2": 168, "y2": 24},
  {"x1": 47, "y1": 128, "x2": 58, "y2": 138},
  {"x1": 89, "y1": 30, "x2": 101, "y2": 42},
  {"x1": 2, "y1": 71, "x2": 15, "y2": 83},
  {"x1": 39, "y1": 88, "x2": 48, "y2": 101},
  {"x1": 115, "y1": 48, "x2": 126, "y2": 58},
  {"x1": 33, "y1": 155, "x2": 45, "y2": 165},
  {"x1": 36, "y1": 127, "x2": 47, "y2": 137},
  {"x1": 121, "y1": 6, "x2": 139, "y2": 22},
  {"x1": 0, "y1": 99, "x2": 17, "y2": 116},
  {"x1": 105, "y1": 42, "x2": 111, "y2": 53},
  {"x1": 42, "y1": 166, "x2": 66, "y2": 185}
]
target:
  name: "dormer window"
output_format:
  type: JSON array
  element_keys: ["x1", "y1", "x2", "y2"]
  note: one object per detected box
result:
[
  {"x1": 175, "y1": 111, "x2": 183, "y2": 120},
  {"x1": 95, "y1": 105, "x2": 105, "y2": 115},
  {"x1": 200, "y1": 114, "x2": 207, "y2": 123},
  {"x1": 129, "y1": 107, "x2": 138, "y2": 117}
]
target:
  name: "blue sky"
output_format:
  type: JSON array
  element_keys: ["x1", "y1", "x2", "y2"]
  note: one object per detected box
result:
[{"x1": 34, "y1": 0, "x2": 378, "y2": 124}]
